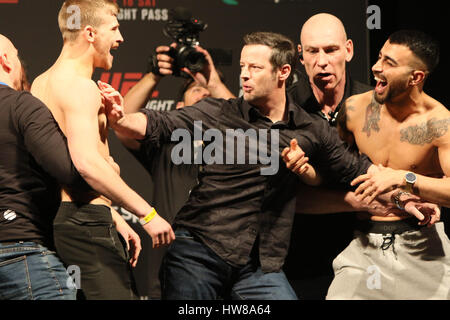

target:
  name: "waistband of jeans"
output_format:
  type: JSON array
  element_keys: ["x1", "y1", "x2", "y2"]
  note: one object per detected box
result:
[
  {"x1": 356, "y1": 218, "x2": 423, "y2": 234},
  {"x1": 55, "y1": 202, "x2": 112, "y2": 224}
]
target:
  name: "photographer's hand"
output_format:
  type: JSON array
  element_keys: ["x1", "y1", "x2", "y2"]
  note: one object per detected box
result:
[
  {"x1": 154, "y1": 44, "x2": 177, "y2": 76},
  {"x1": 122, "y1": 44, "x2": 177, "y2": 117}
]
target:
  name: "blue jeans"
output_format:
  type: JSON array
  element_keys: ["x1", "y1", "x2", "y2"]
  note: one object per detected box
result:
[
  {"x1": 160, "y1": 229, "x2": 298, "y2": 300},
  {"x1": 0, "y1": 242, "x2": 76, "y2": 300}
]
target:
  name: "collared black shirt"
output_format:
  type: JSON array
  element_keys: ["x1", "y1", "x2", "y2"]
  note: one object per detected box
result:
[
  {"x1": 0, "y1": 85, "x2": 81, "y2": 249},
  {"x1": 140, "y1": 95, "x2": 371, "y2": 272}
]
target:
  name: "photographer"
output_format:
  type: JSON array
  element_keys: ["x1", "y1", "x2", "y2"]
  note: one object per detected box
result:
[{"x1": 111, "y1": 44, "x2": 234, "y2": 299}]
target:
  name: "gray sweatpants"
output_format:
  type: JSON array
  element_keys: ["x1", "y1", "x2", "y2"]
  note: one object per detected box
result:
[{"x1": 327, "y1": 222, "x2": 450, "y2": 300}]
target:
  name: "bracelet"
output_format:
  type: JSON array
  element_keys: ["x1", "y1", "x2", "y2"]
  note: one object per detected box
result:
[
  {"x1": 392, "y1": 191, "x2": 411, "y2": 210},
  {"x1": 139, "y1": 208, "x2": 157, "y2": 226}
]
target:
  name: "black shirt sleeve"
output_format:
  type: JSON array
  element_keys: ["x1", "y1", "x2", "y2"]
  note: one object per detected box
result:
[
  {"x1": 13, "y1": 92, "x2": 82, "y2": 187},
  {"x1": 139, "y1": 97, "x2": 225, "y2": 147},
  {"x1": 315, "y1": 121, "x2": 372, "y2": 187}
]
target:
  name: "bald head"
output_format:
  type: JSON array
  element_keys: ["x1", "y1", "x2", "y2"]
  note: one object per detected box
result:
[
  {"x1": 298, "y1": 13, "x2": 354, "y2": 92},
  {"x1": 300, "y1": 13, "x2": 347, "y2": 46},
  {"x1": 0, "y1": 34, "x2": 23, "y2": 90}
]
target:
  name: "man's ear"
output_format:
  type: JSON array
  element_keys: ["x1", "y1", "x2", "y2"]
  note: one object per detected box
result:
[
  {"x1": 345, "y1": 39, "x2": 354, "y2": 63},
  {"x1": 297, "y1": 44, "x2": 304, "y2": 64},
  {"x1": 0, "y1": 53, "x2": 12, "y2": 73},
  {"x1": 409, "y1": 70, "x2": 426, "y2": 87},
  {"x1": 279, "y1": 64, "x2": 291, "y2": 81},
  {"x1": 83, "y1": 25, "x2": 96, "y2": 43}
]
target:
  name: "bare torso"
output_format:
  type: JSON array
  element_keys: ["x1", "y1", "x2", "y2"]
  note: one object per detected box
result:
[
  {"x1": 344, "y1": 91, "x2": 448, "y2": 221},
  {"x1": 31, "y1": 65, "x2": 109, "y2": 205}
]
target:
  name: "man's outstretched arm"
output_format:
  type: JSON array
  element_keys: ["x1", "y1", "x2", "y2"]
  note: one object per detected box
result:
[{"x1": 62, "y1": 80, "x2": 174, "y2": 248}]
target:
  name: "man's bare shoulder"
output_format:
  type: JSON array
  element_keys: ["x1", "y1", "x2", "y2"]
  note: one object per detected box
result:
[
  {"x1": 345, "y1": 91, "x2": 374, "y2": 111},
  {"x1": 341, "y1": 91, "x2": 374, "y2": 126},
  {"x1": 32, "y1": 68, "x2": 100, "y2": 108},
  {"x1": 55, "y1": 76, "x2": 101, "y2": 112},
  {"x1": 425, "y1": 94, "x2": 450, "y2": 117},
  {"x1": 422, "y1": 95, "x2": 450, "y2": 146}
]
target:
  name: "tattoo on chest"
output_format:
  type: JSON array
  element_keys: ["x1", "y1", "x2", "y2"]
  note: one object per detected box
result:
[
  {"x1": 362, "y1": 96, "x2": 381, "y2": 137},
  {"x1": 400, "y1": 118, "x2": 450, "y2": 145}
]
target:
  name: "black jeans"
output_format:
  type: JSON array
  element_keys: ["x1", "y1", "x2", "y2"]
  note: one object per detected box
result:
[{"x1": 53, "y1": 202, "x2": 137, "y2": 300}]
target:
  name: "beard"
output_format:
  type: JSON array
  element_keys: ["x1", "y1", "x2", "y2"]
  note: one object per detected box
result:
[{"x1": 374, "y1": 77, "x2": 409, "y2": 104}]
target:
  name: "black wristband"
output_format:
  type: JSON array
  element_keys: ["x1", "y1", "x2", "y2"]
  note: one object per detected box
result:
[{"x1": 146, "y1": 53, "x2": 164, "y2": 76}]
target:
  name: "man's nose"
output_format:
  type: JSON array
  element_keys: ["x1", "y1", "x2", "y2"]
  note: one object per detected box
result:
[
  {"x1": 240, "y1": 66, "x2": 250, "y2": 80},
  {"x1": 117, "y1": 30, "x2": 124, "y2": 44},
  {"x1": 317, "y1": 50, "x2": 328, "y2": 67},
  {"x1": 372, "y1": 59, "x2": 382, "y2": 74}
]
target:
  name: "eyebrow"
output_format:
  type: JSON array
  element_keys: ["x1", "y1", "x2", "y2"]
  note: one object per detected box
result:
[{"x1": 380, "y1": 52, "x2": 398, "y2": 66}]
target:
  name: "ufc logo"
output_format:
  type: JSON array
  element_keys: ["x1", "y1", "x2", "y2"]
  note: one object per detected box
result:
[{"x1": 100, "y1": 72, "x2": 143, "y2": 96}]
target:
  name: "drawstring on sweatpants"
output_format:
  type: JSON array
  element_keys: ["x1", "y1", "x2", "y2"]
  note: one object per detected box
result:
[{"x1": 381, "y1": 233, "x2": 397, "y2": 259}]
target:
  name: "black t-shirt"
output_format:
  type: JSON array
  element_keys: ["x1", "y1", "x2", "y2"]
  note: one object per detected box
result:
[{"x1": 0, "y1": 85, "x2": 81, "y2": 248}]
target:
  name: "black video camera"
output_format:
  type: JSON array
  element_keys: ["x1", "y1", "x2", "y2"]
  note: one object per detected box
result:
[{"x1": 162, "y1": 7, "x2": 207, "y2": 77}]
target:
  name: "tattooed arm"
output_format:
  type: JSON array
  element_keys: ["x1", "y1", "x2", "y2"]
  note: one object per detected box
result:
[{"x1": 352, "y1": 115, "x2": 450, "y2": 207}]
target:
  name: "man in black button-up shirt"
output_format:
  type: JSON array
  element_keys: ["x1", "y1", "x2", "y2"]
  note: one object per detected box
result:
[{"x1": 105, "y1": 31, "x2": 374, "y2": 300}]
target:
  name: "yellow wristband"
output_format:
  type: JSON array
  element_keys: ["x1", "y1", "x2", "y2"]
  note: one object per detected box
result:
[{"x1": 139, "y1": 208, "x2": 157, "y2": 226}]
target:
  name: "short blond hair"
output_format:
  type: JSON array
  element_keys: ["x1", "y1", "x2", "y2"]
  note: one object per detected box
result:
[{"x1": 58, "y1": 0, "x2": 119, "y2": 42}]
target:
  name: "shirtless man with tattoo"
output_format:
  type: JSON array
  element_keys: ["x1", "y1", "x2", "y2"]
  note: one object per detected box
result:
[
  {"x1": 328, "y1": 30, "x2": 450, "y2": 299},
  {"x1": 31, "y1": 0, "x2": 174, "y2": 299}
]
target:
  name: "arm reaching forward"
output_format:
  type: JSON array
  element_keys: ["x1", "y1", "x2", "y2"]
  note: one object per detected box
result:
[{"x1": 62, "y1": 79, "x2": 174, "y2": 248}]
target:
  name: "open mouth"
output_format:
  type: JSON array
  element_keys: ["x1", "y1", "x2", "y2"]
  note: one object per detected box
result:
[
  {"x1": 374, "y1": 76, "x2": 388, "y2": 94},
  {"x1": 109, "y1": 47, "x2": 119, "y2": 57},
  {"x1": 316, "y1": 73, "x2": 333, "y2": 81}
]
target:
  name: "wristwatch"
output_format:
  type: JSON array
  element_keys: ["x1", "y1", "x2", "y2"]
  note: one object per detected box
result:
[{"x1": 405, "y1": 172, "x2": 417, "y2": 193}]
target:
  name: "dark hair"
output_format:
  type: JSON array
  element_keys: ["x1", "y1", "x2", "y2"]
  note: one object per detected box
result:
[
  {"x1": 388, "y1": 30, "x2": 440, "y2": 73},
  {"x1": 243, "y1": 31, "x2": 297, "y2": 77}
]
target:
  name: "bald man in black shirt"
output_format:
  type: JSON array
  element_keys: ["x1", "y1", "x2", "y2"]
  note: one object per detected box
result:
[{"x1": 0, "y1": 34, "x2": 81, "y2": 300}]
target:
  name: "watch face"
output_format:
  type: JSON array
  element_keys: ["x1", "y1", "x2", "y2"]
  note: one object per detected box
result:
[{"x1": 406, "y1": 172, "x2": 417, "y2": 184}]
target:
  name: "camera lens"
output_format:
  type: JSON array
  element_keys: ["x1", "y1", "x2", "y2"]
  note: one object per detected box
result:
[
  {"x1": 185, "y1": 51, "x2": 206, "y2": 73},
  {"x1": 177, "y1": 46, "x2": 206, "y2": 73}
]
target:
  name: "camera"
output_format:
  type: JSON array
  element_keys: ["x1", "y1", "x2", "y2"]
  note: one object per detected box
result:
[{"x1": 162, "y1": 7, "x2": 208, "y2": 77}]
